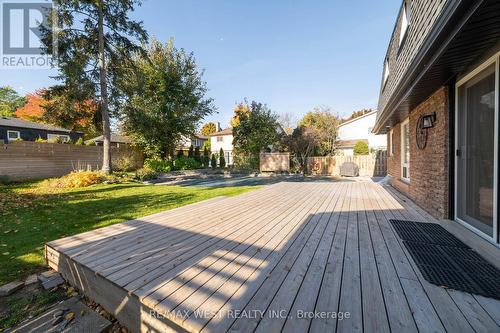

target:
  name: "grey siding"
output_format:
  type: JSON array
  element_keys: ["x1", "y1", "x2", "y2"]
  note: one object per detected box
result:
[{"x1": 378, "y1": 0, "x2": 448, "y2": 114}]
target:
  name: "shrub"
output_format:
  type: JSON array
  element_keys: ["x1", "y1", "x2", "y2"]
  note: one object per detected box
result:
[
  {"x1": 172, "y1": 157, "x2": 200, "y2": 171},
  {"x1": 211, "y1": 154, "x2": 217, "y2": 169},
  {"x1": 114, "y1": 154, "x2": 137, "y2": 172},
  {"x1": 353, "y1": 141, "x2": 369, "y2": 155},
  {"x1": 75, "y1": 137, "x2": 84, "y2": 145},
  {"x1": 144, "y1": 158, "x2": 172, "y2": 173},
  {"x1": 63, "y1": 139, "x2": 73, "y2": 144},
  {"x1": 188, "y1": 145, "x2": 194, "y2": 158},
  {"x1": 86, "y1": 140, "x2": 96, "y2": 146},
  {"x1": 219, "y1": 148, "x2": 226, "y2": 168},
  {"x1": 135, "y1": 167, "x2": 158, "y2": 181},
  {"x1": 194, "y1": 146, "x2": 201, "y2": 163},
  {"x1": 35, "y1": 136, "x2": 46, "y2": 143},
  {"x1": 46, "y1": 171, "x2": 106, "y2": 188},
  {"x1": 176, "y1": 149, "x2": 184, "y2": 159},
  {"x1": 203, "y1": 146, "x2": 210, "y2": 168},
  {"x1": 15, "y1": 138, "x2": 23, "y2": 142}
]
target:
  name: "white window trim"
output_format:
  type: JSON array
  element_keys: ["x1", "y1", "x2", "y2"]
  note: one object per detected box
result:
[
  {"x1": 454, "y1": 51, "x2": 499, "y2": 245},
  {"x1": 7, "y1": 130, "x2": 20, "y2": 141},
  {"x1": 217, "y1": 136, "x2": 223, "y2": 142},
  {"x1": 383, "y1": 58, "x2": 390, "y2": 86},
  {"x1": 388, "y1": 129, "x2": 394, "y2": 156},
  {"x1": 48, "y1": 134, "x2": 70, "y2": 142},
  {"x1": 401, "y1": 118, "x2": 410, "y2": 182},
  {"x1": 399, "y1": 3, "x2": 409, "y2": 47}
]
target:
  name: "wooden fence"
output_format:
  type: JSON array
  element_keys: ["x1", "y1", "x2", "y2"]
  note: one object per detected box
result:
[
  {"x1": 0, "y1": 141, "x2": 143, "y2": 181},
  {"x1": 260, "y1": 153, "x2": 290, "y2": 172},
  {"x1": 307, "y1": 151, "x2": 387, "y2": 177}
]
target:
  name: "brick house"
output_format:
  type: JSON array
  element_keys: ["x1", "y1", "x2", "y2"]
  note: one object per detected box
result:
[{"x1": 374, "y1": 0, "x2": 500, "y2": 245}]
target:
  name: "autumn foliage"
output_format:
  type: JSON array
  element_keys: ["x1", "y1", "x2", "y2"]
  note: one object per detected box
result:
[{"x1": 15, "y1": 92, "x2": 46, "y2": 121}]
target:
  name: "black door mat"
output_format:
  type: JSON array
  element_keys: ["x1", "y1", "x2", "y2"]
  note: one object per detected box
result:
[{"x1": 390, "y1": 219, "x2": 500, "y2": 300}]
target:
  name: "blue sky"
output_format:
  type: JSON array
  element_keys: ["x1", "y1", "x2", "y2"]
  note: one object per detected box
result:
[{"x1": 0, "y1": 0, "x2": 401, "y2": 128}]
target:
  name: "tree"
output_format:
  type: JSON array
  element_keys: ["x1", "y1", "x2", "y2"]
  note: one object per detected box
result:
[
  {"x1": 203, "y1": 146, "x2": 210, "y2": 167},
  {"x1": 14, "y1": 92, "x2": 45, "y2": 121},
  {"x1": 283, "y1": 125, "x2": 319, "y2": 173},
  {"x1": 299, "y1": 106, "x2": 340, "y2": 156},
  {"x1": 177, "y1": 150, "x2": 184, "y2": 159},
  {"x1": 230, "y1": 102, "x2": 250, "y2": 128},
  {"x1": 353, "y1": 141, "x2": 369, "y2": 155},
  {"x1": 211, "y1": 154, "x2": 217, "y2": 169},
  {"x1": 201, "y1": 122, "x2": 217, "y2": 136},
  {"x1": 194, "y1": 146, "x2": 201, "y2": 162},
  {"x1": 233, "y1": 101, "x2": 280, "y2": 155},
  {"x1": 41, "y1": 0, "x2": 147, "y2": 173},
  {"x1": 219, "y1": 148, "x2": 226, "y2": 168},
  {"x1": 0, "y1": 86, "x2": 26, "y2": 117},
  {"x1": 278, "y1": 112, "x2": 297, "y2": 131},
  {"x1": 119, "y1": 38, "x2": 215, "y2": 159},
  {"x1": 188, "y1": 145, "x2": 194, "y2": 158}
]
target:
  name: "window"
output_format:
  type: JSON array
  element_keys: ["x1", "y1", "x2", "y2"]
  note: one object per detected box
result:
[
  {"x1": 7, "y1": 130, "x2": 20, "y2": 141},
  {"x1": 388, "y1": 129, "x2": 394, "y2": 156},
  {"x1": 401, "y1": 118, "x2": 410, "y2": 182},
  {"x1": 217, "y1": 136, "x2": 223, "y2": 142},
  {"x1": 383, "y1": 58, "x2": 390, "y2": 86},
  {"x1": 399, "y1": 2, "x2": 409, "y2": 47},
  {"x1": 48, "y1": 134, "x2": 70, "y2": 142}
]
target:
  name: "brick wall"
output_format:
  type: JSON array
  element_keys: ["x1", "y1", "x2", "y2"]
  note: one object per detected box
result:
[{"x1": 387, "y1": 87, "x2": 449, "y2": 218}]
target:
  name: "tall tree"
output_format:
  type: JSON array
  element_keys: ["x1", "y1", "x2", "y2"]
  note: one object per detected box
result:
[
  {"x1": 0, "y1": 86, "x2": 26, "y2": 117},
  {"x1": 233, "y1": 101, "x2": 280, "y2": 167},
  {"x1": 299, "y1": 106, "x2": 340, "y2": 156},
  {"x1": 230, "y1": 101, "x2": 250, "y2": 128},
  {"x1": 201, "y1": 122, "x2": 217, "y2": 136},
  {"x1": 41, "y1": 0, "x2": 147, "y2": 173},
  {"x1": 119, "y1": 38, "x2": 215, "y2": 159}
]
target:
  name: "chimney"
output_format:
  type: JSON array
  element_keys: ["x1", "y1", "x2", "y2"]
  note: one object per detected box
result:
[{"x1": 217, "y1": 122, "x2": 221, "y2": 132}]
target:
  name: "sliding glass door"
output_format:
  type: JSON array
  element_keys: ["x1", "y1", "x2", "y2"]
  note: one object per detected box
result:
[{"x1": 456, "y1": 58, "x2": 498, "y2": 241}]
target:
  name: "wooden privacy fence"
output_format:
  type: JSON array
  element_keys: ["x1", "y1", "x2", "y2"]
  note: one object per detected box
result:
[
  {"x1": 307, "y1": 151, "x2": 387, "y2": 176},
  {"x1": 0, "y1": 141, "x2": 143, "y2": 181},
  {"x1": 260, "y1": 152, "x2": 290, "y2": 172}
]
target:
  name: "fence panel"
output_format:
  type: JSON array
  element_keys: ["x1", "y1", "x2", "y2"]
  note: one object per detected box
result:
[
  {"x1": 307, "y1": 151, "x2": 386, "y2": 176},
  {"x1": 260, "y1": 153, "x2": 290, "y2": 172},
  {"x1": 0, "y1": 141, "x2": 143, "y2": 181}
]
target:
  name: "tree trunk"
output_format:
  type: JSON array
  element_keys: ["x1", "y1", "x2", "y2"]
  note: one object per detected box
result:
[{"x1": 98, "y1": 1, "x2": 111, "y2": 174}]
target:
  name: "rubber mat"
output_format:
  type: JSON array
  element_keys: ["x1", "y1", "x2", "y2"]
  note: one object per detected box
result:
[{"x1": 390, "y1": 219, "x2": 500, "y2": 300}]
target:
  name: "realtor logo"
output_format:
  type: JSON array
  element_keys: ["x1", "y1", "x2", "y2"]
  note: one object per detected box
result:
[{"x1": 1, "y1": 0, "x2": 54, "y2": 68}]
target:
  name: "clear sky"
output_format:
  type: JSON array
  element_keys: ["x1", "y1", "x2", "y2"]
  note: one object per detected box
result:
[{"x1": 0, "y1": 0, "x2": 401, "y2": 128}]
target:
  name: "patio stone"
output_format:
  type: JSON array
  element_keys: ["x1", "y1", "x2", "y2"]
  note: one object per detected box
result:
[{"x1": 0, "y1": 280, "x2": 24, "y2": 296}]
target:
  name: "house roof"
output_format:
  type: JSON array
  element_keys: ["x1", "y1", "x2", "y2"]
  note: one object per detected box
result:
[
  {"x1": 86, "y1": 134, "x2": 131, "y2": 144},
  {"x1": 336, "y1": 139, "x2": 368, "y2": 149},
  {"x1": 194, "y1": 134, "x2": 208, "y2": 140},
  {"x1": 0, "y1": 117, "x2": 78, "y2": 133},
  {"x1": 210, "y1": 128, "x2": 233, "y2": 136},
  {"x1": 338, "y1": 111, "x2": 377, "y2": 128}
]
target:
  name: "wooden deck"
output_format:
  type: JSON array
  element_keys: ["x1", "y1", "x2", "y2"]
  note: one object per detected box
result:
[{"x1": 46, "y1": 180, "x2": 500, "y2": 333}]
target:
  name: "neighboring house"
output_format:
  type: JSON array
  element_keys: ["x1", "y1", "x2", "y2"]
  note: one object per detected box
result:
[
  {"x1": 374, "y1": 0, "x2": 500, "y2": 244},
  {"x1": 178, "y1": 134, "x2": 208, "y2": 152},
  {"x1": 210, "y1": 128, "x2": 233, "y2": 165},
  {"x1": 86, "y1": 134, "x2": 131, "y2": 148},
  {"x1": 336, "y1": 110, "x2": 386, "y2": 155},
  {"x1": 0, "y1": 117, "x2": 83, "y2": 144}
]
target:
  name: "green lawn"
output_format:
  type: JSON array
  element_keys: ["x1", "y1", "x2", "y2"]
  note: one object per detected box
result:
[{"x1": 0, "y1": 181, "x2": 257, "y2": 285}]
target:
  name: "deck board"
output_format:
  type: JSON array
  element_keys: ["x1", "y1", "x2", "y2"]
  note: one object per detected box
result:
[{"x1": 46, "y1": 180, "x2": 500, "y2": 333}]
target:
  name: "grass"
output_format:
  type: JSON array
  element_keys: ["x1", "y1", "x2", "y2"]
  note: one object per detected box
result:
[{"x1": 0, "y1": 180, "x2": 257, "y2": 285}]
